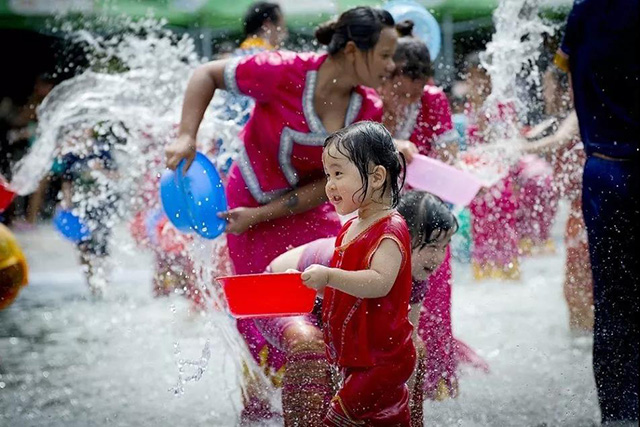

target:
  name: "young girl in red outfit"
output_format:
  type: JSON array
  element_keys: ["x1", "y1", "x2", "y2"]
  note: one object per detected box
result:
[{"x1": 302, "y1": 121, "x2": 415, "y2": 426}]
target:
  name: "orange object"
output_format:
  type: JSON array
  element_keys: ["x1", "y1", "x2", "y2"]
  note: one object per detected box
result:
[
  {"x1": 218, "y1": 273, "x2": 316, "y2": 318},
  {"x1": 0, "y1": 223, "x2": 28, "y2": 309}
]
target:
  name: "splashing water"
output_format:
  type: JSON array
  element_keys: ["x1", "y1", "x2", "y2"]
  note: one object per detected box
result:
[
  {"x1": 481, "y1": 0, "x2": 555, "y2": 141},
  {"x1": 460, "y1": 0, "x2": 556, "y2": 182},
  {"x1": 8, "y1": 14, "x2": 274, "y2": 416}
]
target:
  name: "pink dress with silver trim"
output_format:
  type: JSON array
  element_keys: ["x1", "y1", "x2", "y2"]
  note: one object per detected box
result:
[
  {"x1": 223, "y1": 50, "x2": 383, "y2": 374},
  {"x1": 392, "y1": 85, "x2": 488, "y2": 399}
]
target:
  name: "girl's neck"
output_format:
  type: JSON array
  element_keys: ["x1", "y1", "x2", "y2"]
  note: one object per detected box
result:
[
  {"x1": 357, "y1": 198, "x2": 393, "y2": 222},
  {"x1": 317, "y1": 56, "x2": 357, "y2": 97}
]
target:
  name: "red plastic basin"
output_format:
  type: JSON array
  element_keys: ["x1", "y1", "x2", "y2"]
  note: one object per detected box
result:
[{"x1": 217, "y1": 272, "x2": 316, "y2": 318}]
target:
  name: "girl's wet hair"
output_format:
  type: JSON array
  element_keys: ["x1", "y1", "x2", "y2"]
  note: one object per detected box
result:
[
  {"x1": 397, "y1": 191, "x2": 459, "y2": 250},
  {"x1": 392, "y1": 20, "x2": 433, "y2": 80},
  {"x1": 315, "y1": 7, "x2": 395, "y2": 55},
  {"x1": 324, "y1": 121, "x2": 405, "y2": 208}
]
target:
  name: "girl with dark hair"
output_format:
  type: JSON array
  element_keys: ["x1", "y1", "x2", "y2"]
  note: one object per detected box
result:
[
  {"x1": 253, "y1": 190, "x2": 459, "y2": 426},
  {"x1": 301, "y1": 121, "x2": 414, "y2": 425},
  {"x1": 165, "y1": 6, "x2": 398, "y2": 423},
  {"x1": 379, "y1": 20, "x2": 460, "y2": 164}
]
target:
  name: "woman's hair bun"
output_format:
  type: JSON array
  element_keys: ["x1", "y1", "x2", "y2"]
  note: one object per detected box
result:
[
  {"x1": 315, "y1": 20, "x2": 337, "y2": 45},
  {"x1": 396, "y1": 19, "x2": 415, "y2": 37}
]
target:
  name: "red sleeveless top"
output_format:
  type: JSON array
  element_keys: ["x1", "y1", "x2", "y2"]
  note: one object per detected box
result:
[{"x1": 322, "y1": 212, "x2": 415, "y2": 368}]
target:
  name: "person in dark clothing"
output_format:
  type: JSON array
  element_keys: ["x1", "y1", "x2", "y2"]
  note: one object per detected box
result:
[{"x1": 557, "y1": 0, "x2": 639, "y2": 424}]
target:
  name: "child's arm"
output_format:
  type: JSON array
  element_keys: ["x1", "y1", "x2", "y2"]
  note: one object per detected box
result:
[
  {"x1": 268, "y1": 243, "x2": 310, "y2": 273},
  {"x1": 302, "y1": 238, "x2": 403, "y2": 299},
  {"x1": 60, "y1": 181, "x2": 73, "y2": 209}
]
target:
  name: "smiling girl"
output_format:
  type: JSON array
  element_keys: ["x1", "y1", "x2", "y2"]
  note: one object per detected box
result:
[{"x1": 301, "y1": 121, "x2": 414, "y2": 425}]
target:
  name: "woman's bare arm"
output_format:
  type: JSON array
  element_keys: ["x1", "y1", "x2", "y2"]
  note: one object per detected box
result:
[
  {"x1": 522, "y1": 111, "x2": 579, "y2": 156},
  {"x1": 166, "y1": 60, "x2": 228, "y2": 171}
]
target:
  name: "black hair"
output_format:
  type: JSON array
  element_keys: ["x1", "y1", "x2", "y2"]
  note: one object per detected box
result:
[
  {"x1": 315, "y1": 6, "x2": 395, "y2": 55},
  {"x1": 243, "y1": 2, "x2": 282, "y2": 37},
  {"x1": 397, "y1": 191, "x2": 459, "y2": 250},
  {"x1": 323, "y1": 121, "x2": 405, "y2": 208},
  {"x1": 392, "y1": 20, "x2": 433, "y2": 80}
]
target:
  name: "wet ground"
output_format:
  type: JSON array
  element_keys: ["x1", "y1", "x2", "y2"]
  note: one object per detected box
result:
[{"x1": 1, "y1": 203, "x2": 599, "y2": 426}]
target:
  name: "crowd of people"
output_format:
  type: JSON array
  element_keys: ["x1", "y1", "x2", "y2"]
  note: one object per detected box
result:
[{"x1": 1, "y1": 0, "x2": 637, "y2": 425}]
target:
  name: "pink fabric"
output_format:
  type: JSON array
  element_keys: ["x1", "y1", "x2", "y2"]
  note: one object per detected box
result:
[
  {"x1": 227, "y1": 51, "x2": 383, "y2": 378},
  {"x1": 465, "y1": 102, "x2": 520, "y2": 269},
  {"x1": 470, "y1": 176, "x2": 519, "y2": 267},
  {"x1": 417, "y1": 250, "x2": 457, "y2": 397},
  {"x1": 513, "y1": 155, "x2": 559, "y2": 246},
  {"x1": 465, "y1": 102, "x2": 519, "y2": 147},
  {"x1": 228, "y1": 50, "x2": 383, "y2": 198},
  {"x1": 298, "y1": 237, "x2": 336, "y2": 271},
  {"x1": 406, "y1": 88, "x2": 488, "y2": 396},
  {"x1": 409, "y1": 85, "x2": 456, "y2": 156}
]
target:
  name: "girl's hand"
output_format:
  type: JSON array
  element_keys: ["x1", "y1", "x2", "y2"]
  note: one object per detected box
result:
[
  {"x1": 395, "y1": 139, "x2": 419, "y2": 163},
  {"x1": 166, "y1": 134, "x2": 196, "y2": 173},
  {"x1": 218, "y1": 207, "x2": 261, "y2": 235},
  {"x1": 301, "y1": 264, "x2": 330, "y2": 291}
]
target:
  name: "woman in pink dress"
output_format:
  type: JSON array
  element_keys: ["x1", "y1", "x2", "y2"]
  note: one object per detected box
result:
[
  {"x1": 378, "y1": 24, "x2": 488, "y2": 403},
  {"x1": 462, "y1": 53, "x2": 522, "y2": 280},
  {"x1": 165, "y1": 6, "x2": 399, "y2": 422}
]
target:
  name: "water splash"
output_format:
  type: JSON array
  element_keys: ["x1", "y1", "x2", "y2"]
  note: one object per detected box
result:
[
  {"x1": 460, "y1": 0, "x2": 556, "y2": 181},
  {"x1": 8, "y1": 14, "x2": 270, "y2": 415},
  {"x1": 480, "y1": 0, "x2": 555, "y2": 145}
]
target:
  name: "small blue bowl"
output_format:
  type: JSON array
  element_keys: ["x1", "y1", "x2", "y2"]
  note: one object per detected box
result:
[
  {"x1": 54, "y1": 209, "x2": 91, "y2": 243},
  {"x1": 160, "y1": 152, "x2": 227, "y2": 240}
]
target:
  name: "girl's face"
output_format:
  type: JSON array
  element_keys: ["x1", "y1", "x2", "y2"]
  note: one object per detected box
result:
[
  {"x1": 323, "y1": 145, "x2": 385, "y2": 216},
  {"x1": 381, "y1": 74, "x2": 427, "y2": 105},
  {"x1": 411, "y1": 228, "x2": 454, "y2": 281},
  {"x1": 351, "y1": 27, "x2": 398, "y2": 88}
]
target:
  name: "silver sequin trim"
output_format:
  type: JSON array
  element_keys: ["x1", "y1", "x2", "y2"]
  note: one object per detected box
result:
[
  {"x1": 278, "y1": 127, "x2": 326, "y2": 187},
  {"x1": 394, "y1": 101, "x2": 421, "y2": 140},
  {"x1": 237, "y1": 145, "x2": 288, "y2": 204},
  {"x1": 302, "y1": 70, "x2": 364, "y2": 134},
  {"x1": 223, "y1": 56, "x2": 242, "y2": 95}
]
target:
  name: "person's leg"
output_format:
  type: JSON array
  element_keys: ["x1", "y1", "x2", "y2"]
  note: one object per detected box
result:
[
  {"x1": 409, "y1": 339, "x2": 426, "y2": 427},
  {"x1": 324, "y1": 352, "x2": 415, "y2": 426},
  {"x1": 582, "y1": 157, "x2": 639, "y2": 423},
  {"x1": 564, "y1": 200, "x2": 594, "y2": 333},
  {"x1": 282, "y1": 322, "x2": 332, "y2": 427},
  {"x1": 418, "y1": 252, "x2": 459, "y2": 401},
  {"x1": 254, "y1": 315, "x2": 332, "y2": 427}
]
